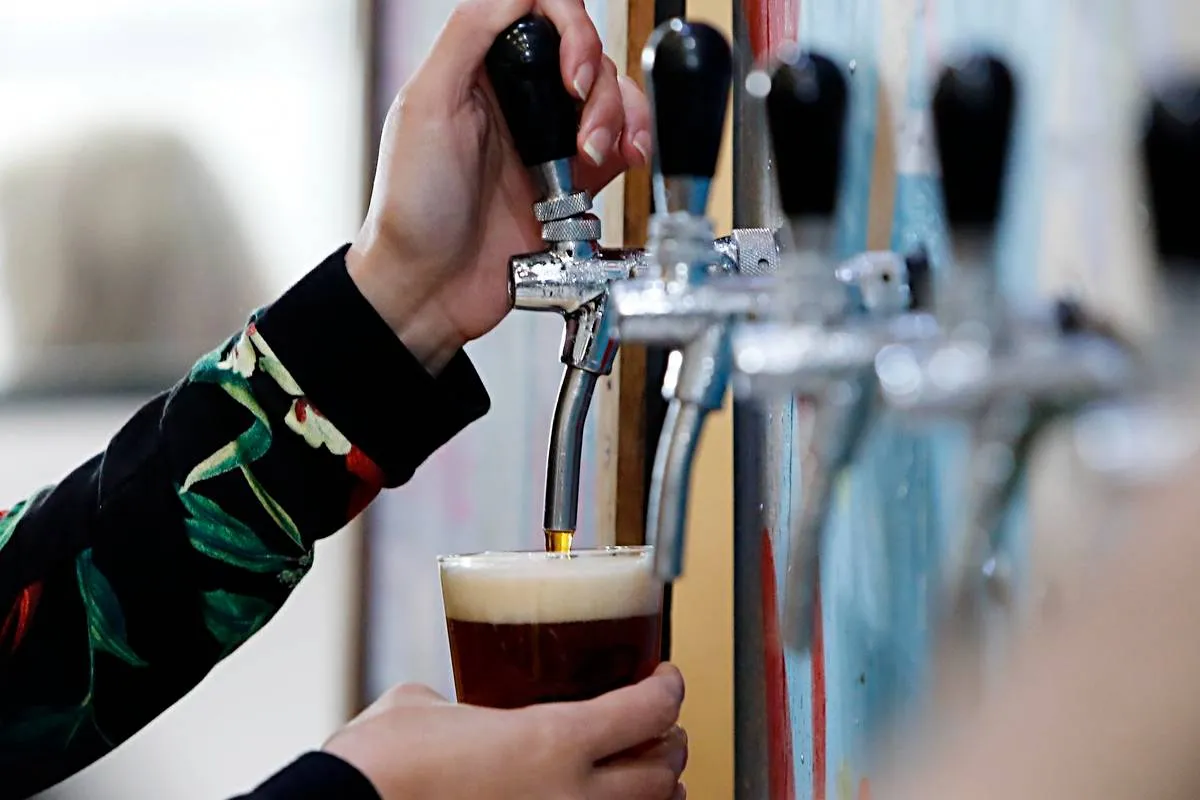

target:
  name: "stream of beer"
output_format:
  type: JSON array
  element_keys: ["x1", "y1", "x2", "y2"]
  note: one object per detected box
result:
[{"x1": 544, "y1": 529, "x2": 574, "y2": 553}]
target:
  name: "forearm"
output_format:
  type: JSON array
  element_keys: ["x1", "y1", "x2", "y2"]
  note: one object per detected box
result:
[{"x1": 0, "y1": 246, "x2": 490, "y2": 797}]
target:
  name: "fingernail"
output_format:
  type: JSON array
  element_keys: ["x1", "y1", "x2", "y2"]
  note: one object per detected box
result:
[
  {"x1": 657, "y1": 663, "x2": 685, "y2": 702},
  {"x1": 668, "y1": 730, "x2": 688, "y2": 775},
  {"x1": 633, "y1": 131, "x2": 651, "y2": 165},
  {"x1": 574, "y1": 63, "x2": 595, "y2": 100},
  {"x1": 584, "y1": 128, "x2": 613, "y2": 167}
]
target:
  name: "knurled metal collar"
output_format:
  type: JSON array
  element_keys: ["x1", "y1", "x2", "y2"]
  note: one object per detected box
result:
[
  {"x1": 534, "y1": 191, "x2": 593, "y2": 222},
  {"x1": 542, "y1": 215, "x2": 602, "y2": 242}
]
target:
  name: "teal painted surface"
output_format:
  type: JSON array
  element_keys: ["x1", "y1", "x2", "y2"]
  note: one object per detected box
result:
[{"x1": 769, "y1": 2, "x2": 1078, "y2": 795}]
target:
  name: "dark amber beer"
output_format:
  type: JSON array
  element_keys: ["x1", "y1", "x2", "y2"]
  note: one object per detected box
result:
[{"x1": 439, "y1": 547, "x2": 663, "y2": 708}]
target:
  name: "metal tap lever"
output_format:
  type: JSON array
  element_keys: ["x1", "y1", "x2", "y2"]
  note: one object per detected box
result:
[
  {"x1": 881, "y1": 56, "x2": 1132, "y2": 650},
  {"x1": 486, "y1": 15, "x2": 600, "y2": 538},
  {"x1": 930, "y1": 53, "x2": 1014, "y2": 336},
  {"x1": 748, "y1": 51, "x2": 868, "y2": 651},
  {"x1": 767, "y1": 49, "x2": 847, "y2": 221},
  {"x1": 610, "y1": 19, "x2": 735, "y2": 579},
  {"x1": 485, "y1": 15, "x2": 597, "y2": 238},
  {"x1": 934, "y1": 55, "x2": 1015, "y2": 229},
  {"x1": 1075, "y1": 81, "x2": 1200, "y2": 486},
  {"x1": 761, "y1": 50, "x2": 851, "y2": 325},
  {"x1": 645, "y1": 19, "x2": 732, "y2": 214},
  {"x1": 485, "y1": 14, "x2": 579, "y2": 168},
  {"x1": 1143, "y1": 79, "x2": 1200, "y2": 266}
]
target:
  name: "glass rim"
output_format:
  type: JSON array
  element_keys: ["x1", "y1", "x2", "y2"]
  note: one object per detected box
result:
[{"x1": 437, "y1": 545, "x2": 653, "y2": 566}]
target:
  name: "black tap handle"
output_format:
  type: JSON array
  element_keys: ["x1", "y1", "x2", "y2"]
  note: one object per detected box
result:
[
  {"x1": 643, "y1": 19, "x2": 733, "y2": 178},
  {"x1": 1142, "y1": 78, "x2": 1200, "y2": 263},
  {"x1": 765, "y1": 51, "x2": 848, "y2": 218},
  {"x1": 905, "y1": 245, "x2": 933, "y2": 311},
  {"x1": 932, "y1": 54, "x2": 1017, "y2": 229},
  {"x1": 485, "y1": 15, "x2": 580, "y2": 167}
]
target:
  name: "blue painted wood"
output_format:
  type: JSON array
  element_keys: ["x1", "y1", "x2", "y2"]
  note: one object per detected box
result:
[{"x1": 764, "y1": 2, "x2": 1072, "y2": 795}]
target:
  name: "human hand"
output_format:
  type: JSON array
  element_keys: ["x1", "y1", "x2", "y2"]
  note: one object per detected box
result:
[
  {"x1": 347, "y1": 0, "x2": 650, "y2": 374},
  {"x1": 324, "y1": 664, "x2": 688, "y2": 800}
]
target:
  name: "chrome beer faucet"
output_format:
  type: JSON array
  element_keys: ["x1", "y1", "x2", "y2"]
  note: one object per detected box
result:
[
  {"x1": 873, "y1": 55, "x2": 1134, "y2": 647},
  {"x1": 729, "y1": 50, "x2": 936, "y2": 651},
  {"x1": 607, "y1": 19, "x2": 768, "y2": 581},
  {"x1": 485, "y1": 16, "x2": 778, "y2": 543},
  {"x1": 1072, "y1": 80, "x2": 1200, "y2": 498}
]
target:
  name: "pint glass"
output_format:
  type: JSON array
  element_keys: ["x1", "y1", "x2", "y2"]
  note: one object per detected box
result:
[{"x1": 438, "y1": 546, "x2": 664, "y2": 708}]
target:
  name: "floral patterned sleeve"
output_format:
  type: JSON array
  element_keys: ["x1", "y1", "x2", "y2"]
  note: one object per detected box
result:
[{"x1": 0, "y1": 246, "x2": 490, "y2": 799}]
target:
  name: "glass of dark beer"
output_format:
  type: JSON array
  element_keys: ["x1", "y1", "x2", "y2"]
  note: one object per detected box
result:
[{"x1": 438, "y1": 546, "x2": 663, "y2": 708}]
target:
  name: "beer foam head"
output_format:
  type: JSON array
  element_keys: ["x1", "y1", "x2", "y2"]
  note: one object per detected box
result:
[{"x1": 439, "y1": 548, "x2": 663, "y2": 624}]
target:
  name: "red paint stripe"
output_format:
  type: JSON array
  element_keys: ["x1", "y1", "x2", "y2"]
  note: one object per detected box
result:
[
  {"x1": 812, "y1": 569, "x2": 826, "y2": 800},
  {"x1": 761, "y1": 529, "x2": 795, "y2": 800},
  {"x1": 743, "y1": 0, "x2": 801, "y2": 63}
]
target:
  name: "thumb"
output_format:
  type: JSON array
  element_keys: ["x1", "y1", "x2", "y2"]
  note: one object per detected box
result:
[
  {"x1": 383, "y1": 682, "x2": 452, "y2": 709},
  {"x1": 569, "y1": 664, "x2": 685, "y2": 760}
]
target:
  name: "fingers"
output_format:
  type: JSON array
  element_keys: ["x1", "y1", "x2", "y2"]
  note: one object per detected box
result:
[
  {"x1": 589, "y1": 758, "x2": 681, "y2": 800},
  {"x1": 412, "y1": 0, "x2": 535, "y2": 104},
  {"x1": 618, "y1": 75, "x2": 653, "y2": 167},
  {"x1": 579, "y1": 57, "x2": 621, "y2": 168},
  {"x1": 412, "y1": 0, "x2": 601, "y2": 110},
  {"x1": 536, "y1": 0, "x2": 603, "y2": 101},
  {"x1": 600, "y1": 726, "x2": 688, "y2": 769},
  {"x1": 576, "y1": 71, "x2": 652, "y2": 195},
  {"x1": 571, "y1": 664, "x2": 685, "y2": 759}
]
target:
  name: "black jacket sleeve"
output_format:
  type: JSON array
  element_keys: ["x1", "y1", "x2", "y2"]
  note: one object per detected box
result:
[
  {"x1": 0, "y1": 246, "x2": 490, "y2": 799},
  {"x1": 233, "y1": 752, "x2": 381, "y2": 800}
]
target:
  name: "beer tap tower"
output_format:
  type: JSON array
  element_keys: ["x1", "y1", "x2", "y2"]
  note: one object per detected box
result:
[
  {"x1": 611, "y1": 26, "x2": 914, "y2": 586},
  {"x1": 609, "y1": 20, "x2": 773, "y2": 580},
  {"x1": 729, "y1": 49, "x2": 935, "y2": 652},
  {"x1": 1071, "y1": 81, "x2": 1200, "y2": 521},
  {"x1": 483, "y1": 16, "x2": 778, "y2": 546},
  {"x1": 873, "y1": 55, "x2": 1133, "y2": 657}
]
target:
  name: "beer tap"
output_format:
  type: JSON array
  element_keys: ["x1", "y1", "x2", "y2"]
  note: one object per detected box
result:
[
  {"x1": 729, "y1": 50, "x2": 934, "y2": 651},
  {"x1": 873, "y1": 55, "x2": 1134, "y2": 646},
  {"x1": 484, "y1": 16, "x2": 779, "y2": 549},
  {"x1": 607, "y1": 19, "x2": 778, "y2": 582},
  {"x1": 1072, "y1": 80, "x2": 1200, "y2": 500}
]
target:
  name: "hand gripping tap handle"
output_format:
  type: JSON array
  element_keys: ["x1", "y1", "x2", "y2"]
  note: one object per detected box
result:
[
  {"x1": 643, "y1": 19, "x2": 733, "y2": 213},
  {"x1": 1142, "y1": 79, "x2": 1200, "y2": 266},
  {"x1": 485, "y1": 15, "x2": 580, "y2": 171}
]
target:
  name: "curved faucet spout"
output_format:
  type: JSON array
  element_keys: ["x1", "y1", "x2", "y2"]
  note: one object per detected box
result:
[
  {"x1": 648, "y1": 400, "x2": 706, "y2": 581},
  {"x1": 784, "y1": 376, "x2": 878, "y2": 651},
  {"x1": 544, "y1": 367, "x2": 600, "y2": 534}
]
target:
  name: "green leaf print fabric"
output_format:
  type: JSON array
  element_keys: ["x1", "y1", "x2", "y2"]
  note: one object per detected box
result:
[{"x1": 0, "y1": 249, "x2": 492, "y2": 798}]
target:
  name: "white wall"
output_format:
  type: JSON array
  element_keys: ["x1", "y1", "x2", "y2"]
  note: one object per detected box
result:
[{"x1": 0, "y1": 2, "x2": 367, "y2": 797}]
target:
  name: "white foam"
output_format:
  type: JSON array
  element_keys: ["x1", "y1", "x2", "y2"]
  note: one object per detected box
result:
[{"x1": 440, "y1": 549, "x2": 663, "y2": 624}]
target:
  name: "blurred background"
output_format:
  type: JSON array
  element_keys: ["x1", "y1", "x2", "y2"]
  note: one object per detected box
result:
[{"x1": 0, "y1": 2, "x2": 366, "y2": 798}]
